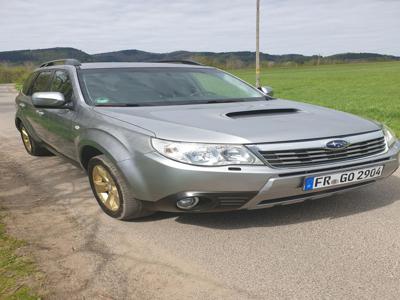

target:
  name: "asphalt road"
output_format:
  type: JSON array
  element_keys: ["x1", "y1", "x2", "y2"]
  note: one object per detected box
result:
[{"x1": 1, "y1": 84, "x2": 400, "y2": 299}]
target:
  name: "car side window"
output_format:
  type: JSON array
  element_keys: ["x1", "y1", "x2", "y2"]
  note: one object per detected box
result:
[
  {"x1": 30, "y1": 71, "x2": 53, "y2": 94},
  {"x1": 50, "y1": 70, "x2": 73, "y2": 102},
  {"x1": 22, "y1": 73, "x2": 37, "y2": 95}
]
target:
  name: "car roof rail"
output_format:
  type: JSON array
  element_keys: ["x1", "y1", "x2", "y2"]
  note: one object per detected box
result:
[
  {"x1": 153, "y1": 60, "x2": 203, "y2": 66},
  {"x1": 39, "y1": 58, "x2": 81, "y2": 68}
]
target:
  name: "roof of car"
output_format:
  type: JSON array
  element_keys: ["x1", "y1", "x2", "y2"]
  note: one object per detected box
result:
[
  {"x1": 78, "y1": 62, "x2": 212, "y2": 69},
  {"x1": 36, "y1": 60, "x2": 213, "y2": 72}
]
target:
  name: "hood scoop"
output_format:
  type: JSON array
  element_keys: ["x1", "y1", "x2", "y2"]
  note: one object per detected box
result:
[{"x1": 226, "y1": 108, "x2": 300, "y2": 119}]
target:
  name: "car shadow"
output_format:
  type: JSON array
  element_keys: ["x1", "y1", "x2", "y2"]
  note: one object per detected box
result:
[{"x1": 140, "y1": 173, "x2": 400, "y2": 229}]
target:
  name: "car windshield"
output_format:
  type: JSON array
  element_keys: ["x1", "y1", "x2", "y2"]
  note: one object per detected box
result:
[{"x1": 78, "y1": 67, "x2": 265, "y2": 106}]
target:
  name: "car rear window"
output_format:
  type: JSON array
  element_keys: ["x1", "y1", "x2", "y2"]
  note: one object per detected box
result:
[{"x1": 22, "y1": 73, "x2": 37, "y2": 95}]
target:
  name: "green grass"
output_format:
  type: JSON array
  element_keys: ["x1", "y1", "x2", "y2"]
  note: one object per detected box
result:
[
  {"x1": 0, "y1": 216, "x2": 40, "y2": 300},
  {"x1": 231, "y1": 62, "x2": 400, "y2": 136},
  {"x1": 14, "y1": 83, "x2": 23, "y2": 92}
]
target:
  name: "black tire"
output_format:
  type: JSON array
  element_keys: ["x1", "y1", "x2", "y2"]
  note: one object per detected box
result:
[
  {"x1": 19, "y1": 124, "x2": 53, "y2": 156},
  {"x1": 88, "y1": 155, "x2": 154, "y2": 220}
]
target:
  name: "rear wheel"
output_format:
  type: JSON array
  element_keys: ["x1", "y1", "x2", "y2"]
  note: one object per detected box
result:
[
  {"x1": 19, "y1": 125, "x2": 53, "y2": 156},
  {"x1": 88, "y1": 155, "x2": 153, "y2": 220}
]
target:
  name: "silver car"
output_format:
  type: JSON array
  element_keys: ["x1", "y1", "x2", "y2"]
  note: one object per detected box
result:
[{"x1": 15, "y1": 59, "x2": 400, "y2": 220}]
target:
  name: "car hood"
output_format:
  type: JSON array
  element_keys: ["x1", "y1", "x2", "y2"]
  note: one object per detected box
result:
[{"x1": 93, "y1": 99, "x2": 381, "y2": 144}]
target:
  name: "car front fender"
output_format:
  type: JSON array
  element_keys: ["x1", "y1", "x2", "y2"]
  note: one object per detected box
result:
[{"x1": 77, "y1": 127, "x2": 152, "y2": 167}]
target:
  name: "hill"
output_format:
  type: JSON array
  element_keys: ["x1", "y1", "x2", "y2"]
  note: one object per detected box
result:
[
  {"x1": 0, "y1": 47, "x2": 91, "y2": 65},
  {"x1": 0, "y1": 47, "x2": 398, "y2": 67}
]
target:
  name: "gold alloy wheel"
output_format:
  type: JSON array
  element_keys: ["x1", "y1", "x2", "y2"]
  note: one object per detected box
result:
[
  {"x1": 92, "y1": 165, "x2": 120, "y2": 211},
  {"x1": 21, "y1": 127, "x2": 32, "y2": 153}
]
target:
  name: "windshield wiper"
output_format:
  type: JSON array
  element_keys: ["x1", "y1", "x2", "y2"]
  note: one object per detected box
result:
[
  {"x1": 95, "y1": 103, "x2": 144, "y2": 107},
  {"x1": 206, "y1": 99, "x2": 246, "y2": 104}
]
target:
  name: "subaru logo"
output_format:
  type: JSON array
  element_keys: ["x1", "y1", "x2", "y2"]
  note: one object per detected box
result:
[{"x1": 326, "y1": 140, "x2": 349, "y2": 150}]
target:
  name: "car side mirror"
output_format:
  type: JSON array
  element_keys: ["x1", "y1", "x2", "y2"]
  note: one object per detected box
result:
[
  {"x1": 259, "y1": 86, "x2": 274, "y2": 97},
  {"x1": 32, "y1": 92, "x2": 66, "y2": 108}
]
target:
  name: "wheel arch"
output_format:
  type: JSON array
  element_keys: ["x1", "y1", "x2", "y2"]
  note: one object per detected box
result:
[
  {"x1": 80, "y1": 145, "x2": 104, "y2": 170},
  {"x1": 15, "y1": 117, "x2": 22, "y2": 130},
  {"x1": 78, "y1": 129, "x2": 133, "y2": 170}
]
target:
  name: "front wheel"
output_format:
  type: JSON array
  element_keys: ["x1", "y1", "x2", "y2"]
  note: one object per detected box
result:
[{"x1": 88, "y1": 155, "x2": 154, "y2": 220}]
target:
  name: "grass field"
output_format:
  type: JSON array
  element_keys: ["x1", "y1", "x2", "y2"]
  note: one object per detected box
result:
[
  {"x1": 231, "y1": 62, "x2": 400, "y2": 136},
  {"x1": 0, "y1": 217, "x2": 39, "y2": 299}
]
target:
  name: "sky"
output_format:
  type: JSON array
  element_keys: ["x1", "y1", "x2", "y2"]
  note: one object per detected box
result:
[{"x1": 0, "y1": 0, "x2": 399, "y2": 56}]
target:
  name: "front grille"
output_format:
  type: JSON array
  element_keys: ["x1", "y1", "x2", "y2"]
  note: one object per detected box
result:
[{"x1": 259, "y1": 137, "x2": 386, "y2": 168}]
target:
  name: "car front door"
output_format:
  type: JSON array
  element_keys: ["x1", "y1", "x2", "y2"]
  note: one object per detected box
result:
[
  {"x1": 27, "y1": 70, "x2": 54, "y2": 141},
  {"x1": 40, "y1": 69, "x2": 78, "y2": 160}
]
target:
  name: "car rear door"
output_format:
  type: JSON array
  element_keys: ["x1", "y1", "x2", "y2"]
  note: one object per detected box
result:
[{"x1": 16, "y1": 72, "x2": 38, "y2": 135}]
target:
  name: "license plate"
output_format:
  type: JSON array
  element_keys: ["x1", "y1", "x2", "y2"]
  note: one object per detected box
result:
[{"x1": 303, "y1": 166, "x2": 384, "y2": 191}]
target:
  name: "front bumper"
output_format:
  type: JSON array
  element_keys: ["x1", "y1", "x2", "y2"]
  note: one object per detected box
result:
[{"x1": 118, "y1": 141, "x2": 399, "y2": 212}]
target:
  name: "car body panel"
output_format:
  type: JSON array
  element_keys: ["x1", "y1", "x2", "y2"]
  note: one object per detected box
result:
[
  {"x1": 93, "y1": 99, "x2": 380, "y2": 144},
  {"x1": 36, "y1": 107, "x2": 78, "y2": 159}
]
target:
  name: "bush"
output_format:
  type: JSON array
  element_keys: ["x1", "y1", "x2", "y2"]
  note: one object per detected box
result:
[{"x1": 0, "y1": 64, "x2": 34, "y2": 90}]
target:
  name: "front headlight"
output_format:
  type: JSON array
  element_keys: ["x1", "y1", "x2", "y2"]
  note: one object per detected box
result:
[
  {"x1": 383, "y1": 125, "x2": 397, "y2": 148},
  {"x1": 151, "y1": 138, "x2": 263, "y2": 166}
]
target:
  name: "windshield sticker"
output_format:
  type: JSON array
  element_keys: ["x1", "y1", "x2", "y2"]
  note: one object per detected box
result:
[{"x1": 95, "y1": 97, "x2": 110, "y2": 104}]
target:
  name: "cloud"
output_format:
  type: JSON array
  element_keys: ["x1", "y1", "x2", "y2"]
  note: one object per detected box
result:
[{"x1": 0, "y1": 0, "x2": 398, "y2": 55}]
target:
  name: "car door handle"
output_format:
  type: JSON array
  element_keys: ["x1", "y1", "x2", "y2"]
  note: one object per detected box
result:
[
  {"x1": 19, "y1": 103, "x2": 26, "y2": 108},
  {"x1": 36, "y1": 110, "x2": 45, "y2": 116}
]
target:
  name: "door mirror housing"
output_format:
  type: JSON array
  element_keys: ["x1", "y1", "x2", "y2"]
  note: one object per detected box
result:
[
  {"x1": 259, "y1": 86, "x2": 274, "y2": 97},
  {"x1": 32, "y1": 92, "x2": 66, "y2": 108}
]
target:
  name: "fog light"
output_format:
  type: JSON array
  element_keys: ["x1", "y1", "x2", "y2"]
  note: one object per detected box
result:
[{"x1": 176, "y1": 197, "x2": 200, "y2": 210}]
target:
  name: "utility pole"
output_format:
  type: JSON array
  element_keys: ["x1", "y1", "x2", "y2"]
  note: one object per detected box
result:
[{"x1": 256, "y1": 0, "x2": 261, "y2": 88}]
